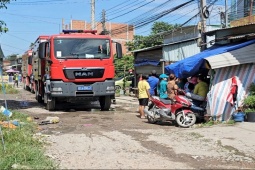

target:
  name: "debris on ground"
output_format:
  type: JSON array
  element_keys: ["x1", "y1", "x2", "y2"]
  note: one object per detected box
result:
[
  {"x1": 39, "y1": 116, "x2": 60, "y2": 125},
  {"x1": 0, "y1": 106, "x2": 12, "y2": 117}
]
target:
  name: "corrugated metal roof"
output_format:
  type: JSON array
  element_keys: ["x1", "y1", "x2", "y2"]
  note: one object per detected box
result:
[
  {"x1": 132, "y1": 45, "x2": 163, "y2": 53},
  {"x1": 205, "y1": 42, "x2": 255, "y2": 69},
  {"x1": 205, "y1": 23, "x2": 255, "y2": 36}
]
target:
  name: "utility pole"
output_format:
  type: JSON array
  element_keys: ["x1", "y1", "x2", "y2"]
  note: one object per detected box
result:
[
  {"x1": 91, "y1": 0, "x2": 95, "y2": 30},
  {"x1": 200, "y1": 0, "x2": 207, "y2": 51},
  {"x1": 249, "y1": 0, "x2": 254, "y2": 23},
  {"x1": 101, "y1": 9, "x2": 109, "y2": 35},
  {"x1": 225, "y1": 0, "x2": 228, "y2": 27}
]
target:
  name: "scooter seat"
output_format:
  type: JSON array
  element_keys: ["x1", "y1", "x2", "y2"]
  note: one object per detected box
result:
[{"x1": 160, "y1": 98, "x2": 172, "y2": 104}]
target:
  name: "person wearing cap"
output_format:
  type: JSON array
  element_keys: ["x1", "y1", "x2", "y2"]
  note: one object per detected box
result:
[
  {"x1": 138, "y1": 75, "x2": 150, "y2": 119},
  {"x1": 157, "y1": 74, "x2": 168, "y2": 99},
  {"x1": 167, "y1": 74, "x2": 179, "y2": 99},
  {"x1": 147, "y1": 70, "x2": 159, "y2": 96}
]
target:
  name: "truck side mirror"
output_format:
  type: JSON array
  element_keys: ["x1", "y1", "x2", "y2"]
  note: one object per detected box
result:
[
  {"x1": 116, "y1": 42, "x2": 122, "y2": 59},
  {"x1": 39, "y1": 42, "x2": 47, "y2": 59}
]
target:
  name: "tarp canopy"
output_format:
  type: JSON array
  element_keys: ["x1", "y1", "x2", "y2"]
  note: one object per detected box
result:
[{"x1": 165, "y1": 39, "x2": 255, "y2": 78}]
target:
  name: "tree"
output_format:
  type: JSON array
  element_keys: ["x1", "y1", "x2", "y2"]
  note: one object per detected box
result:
[
  {"x1": 0, "y1": 0, "x2": 14, "y2": 33},
  {"x1": 151, "y1": 22, "x2": 179, "y2": 35},
  {"x1": 114, "y1": 54, "x2": 134, "y2": 78},
  {"x1": 125, "y1": 22, "x2": 179, "y2": 51}
]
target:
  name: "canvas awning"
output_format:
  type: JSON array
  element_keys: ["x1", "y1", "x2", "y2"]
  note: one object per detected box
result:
[
  {"x1": 134, "y1": 59, "x2": 160, "y2": 67},
  {"x1": 165, "y1": 39, "x2": 255, "y2": 78}
]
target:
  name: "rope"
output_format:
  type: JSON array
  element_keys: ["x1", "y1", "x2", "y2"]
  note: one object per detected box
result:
[{"x1": 0, "y1": 65, "x2": 7, "y2": 152}]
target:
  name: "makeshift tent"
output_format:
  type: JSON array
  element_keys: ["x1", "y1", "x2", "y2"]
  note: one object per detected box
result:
[
  {"x1": 207, "y1": 63, "x2": 255, "y2": 121},
  {"x1": 165, "y1": 39, "x2": 255, "y2": 78},
  {"x1": 165, "y1": 39, "x2": 255, "y2": 121}
]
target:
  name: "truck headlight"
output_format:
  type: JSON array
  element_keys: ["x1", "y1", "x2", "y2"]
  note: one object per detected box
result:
[
  {"x1": 106, "y1": 86, "x2": 115, "y2": 91},
  {"x1": 52, "y1": 87, "x2": 63, "y2": 94}
]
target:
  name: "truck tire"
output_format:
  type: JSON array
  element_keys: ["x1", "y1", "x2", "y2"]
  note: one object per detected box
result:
[
  {"x1": 25, "y1": 78, "x2": 30, "y2": 91},
  {"x1": 30, "y1": 84, "x2": 35, "y2": 93},
  {"x1": 36, "y1": 85, "x2": 43, "y2": 103},
  {"x1": 99, "y1": 96, "x2": 111, "y2": 111},
  {"x1": 46, "y1": 97, "x2": 55, "y2": 111}
]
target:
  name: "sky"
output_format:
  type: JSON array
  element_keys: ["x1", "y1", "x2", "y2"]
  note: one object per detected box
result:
[{"x1": 0, "y1": 0, "x2": 226, "y2": 57}]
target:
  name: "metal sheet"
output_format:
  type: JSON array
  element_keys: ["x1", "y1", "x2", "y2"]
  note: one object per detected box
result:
[
  {"x1": 163, "y1": 40, "x2": 200, "y2": 62},
  {"x1": 205, "y1": 42, "x2": 255, "y2": 69}
]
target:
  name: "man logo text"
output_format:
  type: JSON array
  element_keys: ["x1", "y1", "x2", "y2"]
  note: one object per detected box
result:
[{"x1": 75, "y1": 72, "x2": 93, "y2": 77}]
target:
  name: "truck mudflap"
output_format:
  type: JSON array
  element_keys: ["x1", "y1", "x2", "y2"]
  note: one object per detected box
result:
[{"x1": 49, "y1": 80, "x2": 115, "y2": 97}]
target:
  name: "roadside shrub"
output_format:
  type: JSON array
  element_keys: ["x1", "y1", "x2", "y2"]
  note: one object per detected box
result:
[{"x1": 0, "y1": 83, "x2": 19, "y2": 94}]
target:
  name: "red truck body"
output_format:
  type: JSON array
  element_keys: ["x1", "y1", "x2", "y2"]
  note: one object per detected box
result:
[
  {"x1": 31, "y1": 30, "x2": 122, "y2": 111},
  {"x1": 21, "y1": 50, "x2": 32, "y2": 90},
  {"x1": 22, "y1": 36, "x2": 49, "y2": 93}
]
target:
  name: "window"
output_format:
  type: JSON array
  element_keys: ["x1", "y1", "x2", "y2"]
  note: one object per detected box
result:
[{"x1": 53, "y1": 38, "x2": 111, "y2": 59}]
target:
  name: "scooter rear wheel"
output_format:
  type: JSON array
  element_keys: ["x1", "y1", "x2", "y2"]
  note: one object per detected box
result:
[
  {"x1": 147, "y1": 105, "x2": 157, "y2": 124},
  {"x1": 176, "y1": 112, "x2": 196, "y2": 128}
]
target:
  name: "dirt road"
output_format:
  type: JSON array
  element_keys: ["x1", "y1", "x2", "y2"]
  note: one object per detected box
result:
[{"x1": 1, "y1": 88, "x2": 255, "y2": 169}]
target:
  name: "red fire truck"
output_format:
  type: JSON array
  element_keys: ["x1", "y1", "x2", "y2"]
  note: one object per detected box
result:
[
  {"x1": 21, "y1": 49, "x2": 33, "y2": 91},
  {"x1": 32, "y1": 30, "x2": 122, "y2": 111},
  {"x1": 22, "y1": 36, "x2": 49, "y2": 93}
]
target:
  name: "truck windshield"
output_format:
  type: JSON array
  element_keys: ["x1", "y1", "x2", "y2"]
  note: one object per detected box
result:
[{"x1": 54, "y1": 38, "x2": 111, "y2": 59}]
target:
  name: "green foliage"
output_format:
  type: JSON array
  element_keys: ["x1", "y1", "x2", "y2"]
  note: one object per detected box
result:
[
  {"x1": 248, "y1": 83, "x2": 255, "y2": 95},
  {"x1": 243, "y1": 96, "x2": 255, "y2": 112},
  {"x1": 0, "y1": 0, "x2": 14, "y2": 33},
  {"x1": 0, "y1": 111, "x2": 57, "y2": 169},
  {"x1": 114, "y1": 54, "x2": 134, "y2": 78},
  {"x1": 0, "y1": 83, "x2": 19, "y2": 94},
  {"x1": 151, "y1": 22, "x2": 179, "y2": 35},
  {"x1": 243, "y1": 83, "x2": 255, "y2": 112},
  {"x1": 125, "y1": 22, "x2": 178, "y2": 51}
]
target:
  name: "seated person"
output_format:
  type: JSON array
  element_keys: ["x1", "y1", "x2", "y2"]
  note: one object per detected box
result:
[
  {"x1": 157, "y1": 74, "x2": 168, "y2": 99},
  {"x1": 186, "y1": 75, "x2": 209, "y2": 106},
  {"x1": 167, "y1": 74, "x2": 178, "y2": 99},
  {"x1": 184, "y1": 76, "x2": 197, "y2": 93}
]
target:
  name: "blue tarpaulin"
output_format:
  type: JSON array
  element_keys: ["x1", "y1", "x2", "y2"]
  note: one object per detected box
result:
[
  {"x1": 134, "y1": 59, "x2": 160, "y2": 67},
  {"x1": 165, "y1": 39, "x2": 255, "y2": 78}
]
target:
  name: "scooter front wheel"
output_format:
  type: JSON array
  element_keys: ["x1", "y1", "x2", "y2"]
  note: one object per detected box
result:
[{"x1": 176, "y1": 112, "x2": 196, "y2": 128}]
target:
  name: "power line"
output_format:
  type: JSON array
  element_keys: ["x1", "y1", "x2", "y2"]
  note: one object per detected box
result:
[
  {"x1": 107, "y1": 0, "x2": 155, "y2": 21},
  {"x1": 109, "y1": 0, "x2": 195, "y2": 36},
  {"x1": 9, "y1": 0, "x2": 87, "y2": 5},
  {"x1": 106, "y1": 0, "x2": 146, "y2": 17},
  {"x1": 1, "y1": 43, "x2": 27, "y2": 51}
]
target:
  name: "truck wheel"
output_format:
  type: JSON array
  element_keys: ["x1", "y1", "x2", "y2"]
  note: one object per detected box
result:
[
  {"x1": 25, "y1": 78, "x2": 30, "y2": 91},
  {"x1": 99, "y1": 96, "x2": 111, "y2": 111},
  {"x1": 36, "y1": 85, "x2": 43, "y2": 103},
  {"x1": 25, "y1": 85, "x2": 30, "y2": 91},
  {"x1": 46, "y1": 97, "x2": 55, "y2": 111},
  {"x1": 30, "y1": 84, "x2": 35, "y2": 93}
]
